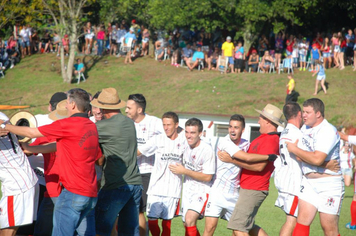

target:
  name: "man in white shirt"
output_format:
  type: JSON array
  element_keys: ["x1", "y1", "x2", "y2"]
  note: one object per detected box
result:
[
  {"x1": 126, "y1": 93, "x2": 163, "y2": 236},
  {"x1": 19, "y1": 25, "x2": 32, "y2": 57},
  {"x1": 138, "y1": 112, "x2": 186, "y2": 236},
  {"x1": 286, "y1": 98, "x2": 344, "y2": 236},
  {"x1": 169, "y1": 118, "x2": 215, "y2": 236},
  {"x1": 298, "y1": 38, "x2": 308, "y2": 71}
]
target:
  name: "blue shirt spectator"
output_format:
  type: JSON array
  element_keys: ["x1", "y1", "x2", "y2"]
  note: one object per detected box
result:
[
  {"x1": 182, "y1": 45, "x2": 193, "y2": 58},
  {"x1": 191, "y1": 50, "x2": 204, "y2": 62}
]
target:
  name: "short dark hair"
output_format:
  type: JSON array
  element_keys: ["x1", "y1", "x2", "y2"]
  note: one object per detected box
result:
[
  {"x1": 185, "y1": 118, "x2": 203, "y2": 133},
  {"x1": 162, "y1": 112, "x2": 179, "y2": 123},
  {"x1": 67, "y1": 88, "x2": 91, "y2": 113},
  {"x1": 92, "y1": 91, "x2": 101, "y2": 100},
  {"x1": 303, "y1": 98, "x2": 325, "y2": 117},
  {"x1": 49, "y1": 92, "x2": 67, "y2": 111},
  {"x1": 128, "y1": 94, "x2": 146, "y2": 113},
  {"x1": 230, "y1": 114, "x2": 245, "y2": 128},
  {"x1": 283, "y1": 102, "x2": 301, "y2": 121}
]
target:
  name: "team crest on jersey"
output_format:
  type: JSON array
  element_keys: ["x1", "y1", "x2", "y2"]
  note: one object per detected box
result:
[
  {"x1": 198, "y1": 197, "x2": 203, "y2": 202},
  {"x1": 142, "y1": 127, "x2": 147, "y2": 133},
  {"x1": 192, "y1": 155, "x2": 196, "y2": 159},
  {"x1": 177, "y1": 143, "x2": 181, "y2": 149},
  {"x1": 326, "y1": 197, "x2": 335, "y2": 207}
]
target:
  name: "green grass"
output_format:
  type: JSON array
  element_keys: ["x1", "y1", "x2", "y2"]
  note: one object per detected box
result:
[{"x1": 1, "y1": 53, "x2": 356, "y2": 127}]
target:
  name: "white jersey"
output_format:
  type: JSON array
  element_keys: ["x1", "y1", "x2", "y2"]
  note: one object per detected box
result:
[
  {"x1": 35, "y1": 114, "x2": 53, "y2": 127},
  {"x1": 210, "y1": 135, "x2": 249, "y2": 196},
  {"x1": 301, "y1": 119, "x2": 341, "y2": 175},
  {"x1": 19, "y1": 28, "x2": 31, "y2": 41},
  {"x1": 182, "y1": 141, "x2": 216, "y2": 195},
  {"x1": 135, "y1": 114, "x2": 164, "y2": 174},
  {"x1": 140, "y1": 131, "x2": 186, "y2": 198},
  {"x1": 0, "y1": 133, "x2": 38, "y2": 197},
  {"x1": 275, "y1": 123, "x2": 303, "y2": 196},
  {"x1": 340, "y1": 147, "x2": 354, "y2": 169},
  {"x1": 348, "y1": 135, "x2": 356, "y2": 146}
]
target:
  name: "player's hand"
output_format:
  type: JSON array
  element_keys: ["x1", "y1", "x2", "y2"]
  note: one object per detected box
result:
[
  {"x1": 286, "y1": 139, "x2": 299, "y2": 153},
  {"x1": 168, "y1": 163, "x2": 186, "y2": 175},
  {"x1": 20, "y1": 142, "x2": 33, "y2": 155},
  {"x1": 325, "y1": 159, "x2": 340, "y2": 173},
  {"x1": 218, "y1": 151, "x2": 233, "y2": 163},
  {"x1": 0, "y1": 120, "x2": 9, "y2": 136}
]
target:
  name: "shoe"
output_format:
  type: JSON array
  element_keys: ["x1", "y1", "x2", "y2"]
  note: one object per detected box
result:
[
  {"x1": 303, "y1": 68, "x2": 306, "y2": 71},
  {"x1": 10, "y1": 64, "x2": 14, "y2": 69},
  {"x1": 299, "y1": 67, "x2": 302, "y2": 71},
  {"x1": 346, "y1": 222, "x2": 356, "y2": 230}
]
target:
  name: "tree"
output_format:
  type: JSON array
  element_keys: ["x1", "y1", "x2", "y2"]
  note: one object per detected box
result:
[{"x1": 42, "y1": 0, "x2": 92, "y2": 83}]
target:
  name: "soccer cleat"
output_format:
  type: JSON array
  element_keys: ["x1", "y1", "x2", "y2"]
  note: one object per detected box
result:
[{"x1": 346, "y1": 222, "x2": 356, "y2": 230}]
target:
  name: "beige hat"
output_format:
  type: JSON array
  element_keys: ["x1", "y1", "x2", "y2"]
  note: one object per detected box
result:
[
  {"x1": 255, "y1": 104, "x2": 285, "y2": 127},
  {"x1": 9, "y1": 111, "x2": 37, "y2": 142},
  {"x1": 90, "y1": 88, "x2": 126, "y2": 110},
  {"x1": 49, "y1": 100, "x2": 68, "y2": 121}
]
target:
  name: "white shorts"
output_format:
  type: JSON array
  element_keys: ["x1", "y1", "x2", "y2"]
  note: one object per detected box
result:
[
  {"x1": 317, "y1": 75, "x2": 325, "y2": 81},
  {"x1": 181, "y1": 192, "x2": 209, "y2": 222},
  {"x1": 299, "y1": 176, "x2": 344, "y2": 215},
  {"x1": 146, "y1": 195, "x2": 180, "y2": 220},
  {"x1": 205, "y1": 190, "x2": 238, "y2": 221},
  {"x1": 0, "y1": 184, "x2": 39, "y2": 229},
  {"x1": 275, "y1": 192, "x2": 299, "y2": 217},
  {"x1": 85, "y1": 33, "x2": 94, "y2": 40}
]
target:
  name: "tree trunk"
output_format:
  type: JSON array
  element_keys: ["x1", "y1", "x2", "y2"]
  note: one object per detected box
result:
[
  {"x1": 66, "y1": 22, "x2": 78, "y2": 83},
  {"x1": 60, "y1": 41, "x2": 69, "y2": 83}
]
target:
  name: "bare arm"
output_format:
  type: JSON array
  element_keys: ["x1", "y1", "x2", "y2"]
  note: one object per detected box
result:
[
  {"x1": 2, "y1": 123, "x2": 43, "y2": 139},
  {"x1": 21, "y1": 142, "x2": 57, "y2": 154},
  {"x1": 96, "y1": 155, "x2": 105, "y2": 166},
  {"x1": 286, "y1": 139, "x2": 328, "y2": 166},
  {"x1": 168, "y1": 163, "x2": 213, "y2": 182},
  {"x1": 218, "y1": 151, "x2": 268, "y2": 171}
]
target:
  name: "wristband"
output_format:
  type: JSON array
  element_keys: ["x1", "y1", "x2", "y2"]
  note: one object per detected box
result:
[{"x1": 268, "y1": 154, "x2": 278, "y2": 162}]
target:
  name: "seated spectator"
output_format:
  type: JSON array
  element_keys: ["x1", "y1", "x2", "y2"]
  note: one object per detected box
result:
[
  {"x1": 187, "y1": 46, "x2": 205, "y2": 71},
  {"x1": 234, "y1": 41, "x2": 245, "y2": 73},
  {"x1": 221, "y1": 36, "x2": 235, "y2": 73},
  {"x1": 39, "y1": 32, "x2": 52, "y2": 53},
  {"x1": 248, "y1": 49, "x2": 259, "y2": 72},
  {"x1": 207, "y1": 46, "x2": 220, "y2": 70},
  {"x1": 52, "y1": 33, "x2": 61, "y2": 57},
  {"x1": 73, "y1": 58, "x2": 85, "y2": 76},
  {"x1": 182, "y1": 43, "x2": 193, "y2": 66},
  {"x1": 62, "y1": 34, "x2": 70, "y2": 56},
  {"x1": 141, "y1": 25, "x2": 149, "y2": 56},
  {"x1": 6, "y1": 35, "x2": 20, "y2": 69},
  {"x1": 259, "y1": 50, "x2": 274, "y2": 73},
  {"x1": 155, "y1": 38, "x2": 165, "y2": 61},
  {"x1": 123, "y1": 27, "x2": 137, "y2": 64}
]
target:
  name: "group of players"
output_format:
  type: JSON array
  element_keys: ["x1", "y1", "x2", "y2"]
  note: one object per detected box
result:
[{"x1": 0, "y1": 87, "x2": 354, "y2": 236}]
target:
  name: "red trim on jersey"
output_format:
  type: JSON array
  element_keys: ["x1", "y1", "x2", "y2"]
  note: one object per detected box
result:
[
  {"x1": 7, "y1": 196, "x2": 15, "y2": 227},
  {"x1": 208, "y1": 121, "x2": 214, "y2": 129},
  {"x1": 200, "y1": 194, "x2": 209, "y2": 215},
  {"x1": 289, "y1": 196, "x2": 298, "y2": 215}
]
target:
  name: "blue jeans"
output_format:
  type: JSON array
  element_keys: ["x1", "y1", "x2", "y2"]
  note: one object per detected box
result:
[
  {"x1": 95, "y1": 185, "x2": 142, "y2": 236},
  {"x1": 52, "y1": 189, "x2": 97, "y2": 236},
  {"x1": 97, "y1": 39, "x2": 103, "y2": 55},
  {"x1": 34, "y1": 197, "x2": 57, "y2": 236}
]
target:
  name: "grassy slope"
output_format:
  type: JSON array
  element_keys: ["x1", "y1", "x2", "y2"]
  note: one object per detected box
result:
[
  {"x1": 1, "y1": 54, "x2": 356, "y2": 235},
  {"x1": 1, "y1": 53, "x2": 356, "y2": 126}
]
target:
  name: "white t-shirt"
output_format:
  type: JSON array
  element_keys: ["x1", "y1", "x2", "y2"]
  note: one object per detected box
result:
[
  {"x1": 339, "y1": 147, "x2": 354, "y2": 169},
  {"x1": 210, "y1": 135, "x2": 249, "y2": 195},
  {"x1": 301, "y1": 119, "x2": 341, "y2": 175},
  {"x1": 348, "y1": 135, "x2": 356, "y2": 146},
  {"x1": 19, "y1": 28, "x2": 31, "y2": 41},
  {"x1": 182, "y1": 141, "x2": 216, "y2": 195},
  {"x1": 0, "y1": 133, "x2": 38, "y2": 196},
  {"x1": 140, "y1": 131, "x2": 186, "y2": 198},
  {"x1": 298, "y1": 42, "x2": 308, "y2": 55},
  {"x1": 275, "y1": 123, "x2": 303, "y2": 196},
  {"x1": 135, "y1": 114, "x2": 164, "y2": 174}
]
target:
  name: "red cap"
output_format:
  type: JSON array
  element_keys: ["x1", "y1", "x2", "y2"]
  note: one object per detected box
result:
[
  {"x1": 131, "y1": 19, "x2": 136, "y2": 24},
  {"x1": 252, "y1": 49, "x2": 257, "y2": 53},
  {"x1": 64, "y1": 34, "x2": 68, "y2": 38}
]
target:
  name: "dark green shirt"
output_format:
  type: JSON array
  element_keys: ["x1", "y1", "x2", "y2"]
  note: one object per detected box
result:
[{"x1": 96, "y1": 113, "x2": 142, "y2": 189}]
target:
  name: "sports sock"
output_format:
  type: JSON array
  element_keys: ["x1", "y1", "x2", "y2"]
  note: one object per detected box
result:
[
  {"x1": 292, "y1": 222, "x2": 309, "y2": 236},
  {"x1": 185, "y1": 225, "x2": 201, "y2": 236},
  {"x1": 148, "y1": 219, "x2": 160, "y2": 236},
  {"x1": 351, "y1": 200, "x2": 356, "y2": 225},
  {"x1": 161, "y1": 219, "x2": 171, "y2": 236}
]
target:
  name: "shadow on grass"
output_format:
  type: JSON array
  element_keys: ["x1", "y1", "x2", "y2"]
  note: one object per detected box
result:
[{"x1": 70, "y1": 54, "x2": 105, "y2": 84}]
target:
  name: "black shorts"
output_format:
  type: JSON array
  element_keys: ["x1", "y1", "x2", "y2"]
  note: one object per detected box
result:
[
  {"x1": 275, "y1": 48, "x2": 282, "y2": 54},
  {"x1": 139, "y1": 173, "x2": 151, "y2": 213},
  {"x1": 234, "y1": 59, "x2": 244, "y2": 70},
  {"x1": 346, "y1": 47, "x2": 354, "y2": 57},
  {"x1": 111, "y1": 39, "x2": 117, "y2": 45}
]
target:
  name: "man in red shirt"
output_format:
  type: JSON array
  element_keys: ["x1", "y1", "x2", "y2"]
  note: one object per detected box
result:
[
  {"x1": 227, "y1": 104, "x2": 283, "y2": 236},
  {"x1": 1, "y1": 88, "x2": 102, "y2": 236}
]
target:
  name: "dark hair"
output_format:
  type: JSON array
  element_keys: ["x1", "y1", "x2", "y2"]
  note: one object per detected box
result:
[
  {"x1": 303, "y1": 98, "x2": 325, "y2": 117},
  {"x1": 128, "y1": 94, "x2": 146, "y2": 113},
  {"x1": 162, "y1": 112, "x2": 179, "y2": 123},
  {"x1": 230, "y1": 114, "x2": 245, "y2": 128},
  {"x1": 283, "y1": 102, "x2": 301, "y2": 121},
  {"x1": 185, "y1": 118, "x2": 203, "y2": 132},
  {"x1": 67, "y1": 88, "x2": 90, "y2": 113},
  {"x1": 92, "y1": 91, "x2": 101, "y2": 100}
]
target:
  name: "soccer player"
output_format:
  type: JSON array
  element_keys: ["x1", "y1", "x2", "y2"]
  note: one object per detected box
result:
[
  {"x1": 138, "y1": 112, "x2": 186, "y2": 236},
  {"x1": 126, "y1": 93, "x2": 164, "y2": 236},
  {"x1": 338, "y1": 131, "x2": 356, "y2": 230},
  {"x1": 286, "y1": 98, "x2": 344, "y2": 236},
  {"x1": 0, "y1": 112, "x2": 39, "y2": 236},
  {"x1": 206, "y1": 114, "x2": 278, "y2": 236},
  {"x1": 169, "y1": 118, "x2": 215, "y2": 236}
]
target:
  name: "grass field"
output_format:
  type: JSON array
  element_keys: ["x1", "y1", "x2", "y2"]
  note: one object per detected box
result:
[
  {"x1": 1, "y1": 53, "x2": 356, "y2": 127},
  {"x1": 1, "y1": 53, "x2": 356, "y2": 235}
]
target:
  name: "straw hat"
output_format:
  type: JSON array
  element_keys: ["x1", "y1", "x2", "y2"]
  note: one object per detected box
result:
[
  {"x1": 90, "y1": 88, "x2": 126, "y2": 110},
  {"x1": 255, "y1": 104, "x2": 285, "y2": 127},
  {"x1": 49, "y1": 100, "x2": 68, "y2": 121},
  {"x1": 9, "y1": 111, "x2": 37, "y2": 142}
]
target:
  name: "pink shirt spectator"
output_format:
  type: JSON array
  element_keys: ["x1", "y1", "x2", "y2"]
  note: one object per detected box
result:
[{"x1": 97, "y1": 31, "x2": 105, "y2": 40}]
